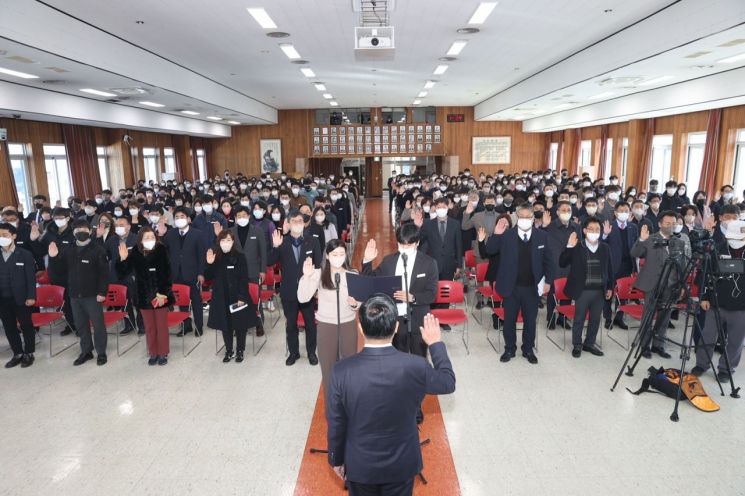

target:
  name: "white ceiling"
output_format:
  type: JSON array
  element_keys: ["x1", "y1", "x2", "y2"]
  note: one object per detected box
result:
[{"x1": 1, "y1": 0, "x2": 744, "y2": 134}]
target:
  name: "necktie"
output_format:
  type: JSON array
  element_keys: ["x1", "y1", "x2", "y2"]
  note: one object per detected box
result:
[
  {"x1": 439, "y1": 221, "x2": 446, "y2": 240},
  {"x1": 523, "y1": 234, "x2": 528, "y2": 242}
]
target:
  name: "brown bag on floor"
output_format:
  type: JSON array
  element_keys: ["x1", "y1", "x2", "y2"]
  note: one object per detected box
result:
[{"x1": 628, "y1": 367, "x2": 720, "y2": 412}]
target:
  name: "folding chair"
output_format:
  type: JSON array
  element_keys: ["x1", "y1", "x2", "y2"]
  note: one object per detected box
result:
[
  {"x1": 31, "y1": 285, "x2": 75, "y2": 357},
  {"x1": 201, "y1": 280, "x2": 213, "y2": 312},
  {"x1": 248, "y1": 282, "x2": 268, "y2": 356},
  {"x1": 261, "y1": 266, "x2": 281, "y2": 328},
  {"x1": 167, "y1": 283, "x2": 201, "y2": 357},
  {"x1": 36, "y1": 270, "x2": 50, "y2": 285},
  {"x1": 430, "y1": 281, "x2": 469, "y2": 354},
  {"x1": 102, "y1": 284, "x2": 139, "y2": 356},
  {"x1": 463, "y1": 249, "x2": 478, "y2": 289},
  {"x1": 608, "y1": 276, "x2": 645, "y2": 350},
  {"x1": 487, "y1": 283, "x2": 530, "y2": 354},
  {"x1": 470, "y1": 262, "x2": 492, "y2": 325}
]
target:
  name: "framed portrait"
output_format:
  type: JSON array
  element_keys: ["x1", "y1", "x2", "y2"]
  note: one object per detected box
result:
[
  {"x1": 434, "y1": 125, "x2": 441, "y2": 133},
  {"x1": 408, "y1": 143, "x2": 415, "y2": 152},
  {"x1": 417, "y1": 144, "x2": 424, "y2": 152},
  {"x1": 357, "y1": 144, "x2": 364, "y2": 154},
  {"x1": 349, "y1": 135, "x2": 355, "y2": 144},
  {"x1": 382, "y1": 144, "x2": 389, "y2": 153},
  {"x1": 313, "y1": 145, "x2": 320, "y2": 154},
  {"x1": 340, "y1": 145, "x2": 347, "y2": 153},
  {"x1": 416, "y1": 134, "x2": 423, "y2": 143},
  {"x1": 313, "y1": 128, "x2": 320, "y2": 136},
  {"x1": 425, "y1": 143, "x2": 432, "y2": 152},
  {"x1": 374, "y1": 135, "x2": 380, "y2": 144},
  {"x1": 260, "y1": 138, "x2": 281, "y2": 173},
  {"x1": 399, "y1": 125, "x2": 406, "y2": 133},
  {"x1": 426, "y1": 125, "x2": 432, "y2": 133},
  {"x1": 340, "y1": 127, "x2": 346, "y2": 135},
  {"x1": 374, "y1": 144, "x2": 381, "y2": 154},
  {"x1": 322, "y1": 127, "x2": 328, "y2": 135},
  {"x1": 408, "y1": 133, "x2": 415, "y2": 142},
  {"x1": 322, "y1": 145, "x2": 329, "y2": 154},
  {"x1": 392, "y1": 144, "x2": 398, "y2": 153},
  {"x1": 425, "y1": 134, "x2": 432, "y2": 142},
  {"x1": 365, "y1": 135, "x2": 372, "y2": 144},
  {"x1": 331, "y1": 127, "x2": 337, "y2": 135},
  {"x1": 357, "y1": 126, "x2": 363, "y2": 134},
  {"x1": 322, "y1": 136, "x2": 329, "y2": 144},
  {"x1": 374, "y1": 126, "x2": 381, "y2": 134},
  {"x1": 340, "y1": 135, "x2": 346, "y2": 144},
  {"x1": 313, "y1": 136, "x2": 320, "y2": 145},
  {"x1": 435, "y1": 134, "x2": 441, "y2": 143},
  {"x1": 416, "y1": 125, "x2": 424, "y2": 133},
  {"x1": 408, "y1": 125, "x2": 415, "y2": 133},
  {"x1": 331, "y1": 136, "x2": 337, "y2": 144},
  {"x1": 391, "y1": 134, "x2": 398, "y2": 143},
  {"x1": 365, "y1": 126, "x2": 372, "y2": 134},
  {"x1": 382, "y1": 134, "x2": 389, "y2": 143},
  {"x1": 331, "y1": 145, "x2": 338, "y2": 154},
  {"x1": 365, "y1": 144, "x2": 372, "y2": 154}
]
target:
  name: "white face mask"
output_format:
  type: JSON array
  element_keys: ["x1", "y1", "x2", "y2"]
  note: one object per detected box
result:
[
  {"x1": 608, "y1": 192, "x2": 619, "y2": 201},
  {"x1": 667, "y1": 188, "x2": 676, "y2": 196},
  {"x1": 0, "y1": 237, "x2": 12, "y2": 247},
  {"x1": 149, "y1": 215, "x2": 160, "y2": 224},
  {"x1": 220, "y1": 241, "x2": 233, "y2": 253},
  {"x1": 674, "y1": 224, "x2": 684, "y2": 233},
  {"x1": 54, "y1": 218, "x2": 67, "y2": 228},
  {"x1": 280, "y1": 199, "x2": 290, "y2": 207},
  {"x1": 115, "y1": 226, "x2": 127, "y2": 236},
  {"x1": 328, "y1": 256, "x2": 345, "y2": 269},
  {"x1": 236, "y1": 217, "x2": 250, "y2": 227},
  {"x1": 129, "y1": 208, "x2": 139, "y2": 217},
  {"x1": 633, "y1": 208, "x2": 645, "y2": 217},
  {"x1": 616, "y1": 212, "x2": 630, "y2": 223},
  {"x1": 114, "y1": 210, "x2": 123, "y2": 217},
  {"x1": 240, "y1": 200, "x2": 250, "y2": 207},
  {"x1": 585, "y1": 232, "x2": 600, "y2": 243},
  {"x1": 586, "y1": 206, "x2": 597, "y2": 215},
  {"x1": 723, "y1": 192, "x2": 734, "y2": 201},
  {"x1": 728, "y1": 239, "x2": 745, "y2": 249},
  {"x1": 544, "y1": 190, "x2": 554, "y2": 198},
  {"x1": 315, "y1": 215, "x2": 325, "y2": 224},
  {"x1": 84, "y1": 207, "x2": 96, "y2": 216},
  {"x1": 194, "y1": 206, "x2": 203, "y2": 213},
  {"x1": 436, "y1": 208, "x2": 448, "y2": 219},
  {"x1": 558, "y1": 212, "x2": 572, "y2": 223},
  {"x1": 175, "y1": 218, "x2": 188, "y2": 229},
  {"x1": 422, "y1": 205, "x2": 431, "y2": 213},
  {"x1": 272, "y1": 213, "x2": 281, "y2": 222},
  {"x1": 142, "y1": 240, "x2": 156, "y2": 250},
  {"x1": 203, "y1": 204, "x2": 214, "y2": 214},
  {"x1": 290, "y1": 224, "x2": 304, "y2": 235},
  {"x1": 517, "y1": 218, "x2": 533, "y2": 231}
]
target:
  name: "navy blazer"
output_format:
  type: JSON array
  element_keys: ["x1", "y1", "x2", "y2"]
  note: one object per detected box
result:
[
  {"x1": 162, "y1": 226, "x2": 207, "y2": 283},
  {"x1": 559, "y1": 242, "x2": 615, "y2": 300},
  {"x1": 484, "y1": 227, "x2": 555, "y2": 297},
  {"x1": 326, "y1": 342, "x2": 455, "y2": 484},
  {"x1": 603, "y1": 221, "x2": 639, "y2": 276},
  {"x1": 419, "y1": 217, "x2": 463, "y2": 278},
  {"x1": 267, "y1": 234, "x2": 322, "y2": 301},
  {"x1": 0, "y1": 247, "x2": 37, "y2": 305}
]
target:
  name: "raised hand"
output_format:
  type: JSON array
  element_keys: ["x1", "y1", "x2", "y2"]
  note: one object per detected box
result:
[
  {"x1": 118, "y1": 242, "x2": 129, "y2": 260},
  {"x1": 29, "y1": 222, "x2": 40, "y2": 241},
  {"x1": 157, "y1": 221, "x2": 167, "y2": 237},
  {"x1": 213, "y1": 222, "x2": 222, "y2": 237},
  {"x1": 272, "y1": 229, "x2": 283, "y2": 248},
  {"x1": 542, "y1": 210, "x2": 551, "y2": 226},
  {"x1": 206, "y1": 248, "x2": 216, "y2": 264},
  {"x1": 282, "y1": 219, "x2": 290, "y2": 235},
  {"x1": 96, "y1": 223, "x2": 106, "y2": 238},
  {"x1": 412, "y1": 209, "x2": 424, "y2": 227},
  {"x1": 302, "y1": 257, "x2": 314, "y2": 276},
  {"x1": 48, "y1": 241, "x2": 58, "y2": 258},
  {"x1": 364, "y1": 239, "x2": 378, "y2": 262},
  {"x1": 477, "y1": 226, "x2": 487, "y2": 242},
  {"x1": 639, "y1": 224, "x2": 649, "y2": 242},
  {"x1": 420, "y1": 313, "x2": 442, "y2": 345},
  {"x1": 603, "y1": 220, "x2": 612, "y2": 237},
  {"x1": 567, "y1": 231, "x2": 578, "y2": 247},
  {"x1": 494, "y1": 218, "x2": 509, "y2": 235}
]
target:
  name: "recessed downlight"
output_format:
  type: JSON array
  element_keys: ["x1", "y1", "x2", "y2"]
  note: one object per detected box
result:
[
  {"x1": 266, "y1": 31, "x2": 290, "y2": 38},
  {"x1": 439, "y1": 56, "x2": 456, "y2": 62},
  {"x1": 456, "y1": 27, "x2": 480, "y2": 34}
]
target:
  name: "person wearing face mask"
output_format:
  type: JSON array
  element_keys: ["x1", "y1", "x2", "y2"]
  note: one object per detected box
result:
[
  {"x1": 48, "y1": 220, "x2": 109, "y2": 366},
  {"x1": 204, "y1": 230, "x2": 257, "y2": 363},
  {"x1": 462, "y1": 193, "x2": 498, "y2": 263},
  {"x1": 81, "y1": 200, "x2": 99, "y2": 227},
  {"x1": 226, "y1": 206, "x2": 267, "y2": 296},
  {"x1": 693, "y1": 216, "x2": 745, "y2": 382},
  {"x1": 600, "y1": 202, "x2": 639, "y2": 330},
  {"x1": 104, "y1": 216, "x2": 143, "y2": 336},
  {"x1": 0, "y1": 222, "x2": 38, "y2": 368},
  {"x1": 420, "y1": 197, "x2": 463, "y2": 287},
  {"x1": 298, "y1": 239, "x2": 360, "y2": 397},
  {"x1": 578, "y1": 197, "x2": 604, "y2": 225},
  {"x1": 330, "y1": 189, "x2": 352, "y2": 235},
  {"x1": 713, "y1": 204, "x2": 742, "y2": 252},
  {"x1": 680, "y1": 205, "x2": 702, "y2": 234},
  {"x1": 629, "y1": 199, "x2": 654, "y2": 234},
  {"x1": 711, "y1": 184, "x2": 737, "y2": 218},
  {"x1": 220, "y1": 199, "x2": 235, "y2": 228},
  {"x1": 192, "y1": 195, "x2": 227, "y2": 248},
  {"x1": 600, "y1": 186, "x2": 621, "y2": 220},
  {"x1": 250, "y1": 200, "x2": 276, "y2": 249},
  {"x1": 299, "y1": 204, "x2": 326, "y2": 250},
  {"x1": 268, "y1": 210, "x2": 323, "y2": 366},
  {"x1": 484, "y1": 204, "x2": 555, "y2": 365},
  {"x1": 645, "y1": 194, "x2": 663, "y2": 233},
  {"x1": 544, "y1": 201, "x2": 581, "y2": 329},
  {"x1": 660, "y1": 180, "x2": 683, "y2": 213},
  {"x1": 0, "y1": 210, "x2": 41, "y2": 271},
  {"x1": 26, "y1": 194, "x2": 48, "y2": 225},
  {"x1": 162, "y1": 207, "x2": 207, "y2": 337},
  {"x1": 313, "y1": 205, "x2": 338, "y2": 243},
  {"x1": 115, "y1": 227, "x2": 173, "y2": 366},
  {"x1": 559, "y1": 218, "x2": 614, "y2": 358},
  {"x1": 288, "y1": 182, "x2": 308, "y2": 208},
  {"x1": 631, "y1": 211, "x2": 692, "y2": 359}
]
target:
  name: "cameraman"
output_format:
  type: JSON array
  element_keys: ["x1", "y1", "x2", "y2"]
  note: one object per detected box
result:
[
  {"x1": 630, "y1": 210, "x2": 691, "y2": 359},
  {"x1": 693, "y1": 214, "x2": 745, "y2": 382}
]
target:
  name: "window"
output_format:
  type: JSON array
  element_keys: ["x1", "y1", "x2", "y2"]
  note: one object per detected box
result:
[
  {"x1": 8, "y1": 143, "x2": 32, "y2": 212},
  {"x1": 381, "y1": 107, "x2": 407, "y2": 124},
  {"x1": 196, "y1": 149, "x2": 207, "y2": 182},
  {"x1": 142, "y1": 147, "x2": 159, "y2": 184},
  {"x1": 621, "y1": 137, "x2": 629, "y2": 184},
  {"x1": 604, "y1": 138, "x2": 613, "y2": 180},
  {"x1": 164, "y1": 147, "x2": 176, "y2": 177},
  {"x1": 734, "y1": 129, "x2": 745, "y2": 200},
  {"x1": 43, "y1": 144, "x2": 72, "y2": 207},
  {"x1": 549, "y1": 142, "x2": 559, "y2": 170},
  {"x1": 579, "y1": 140, "x2": 592, "y2": 168},
  {"x1": 649, "y1": 134, "x2": 673, "y2": 185},
  {"x1": 411, "y1": 106, "x2": 436, "y2": 123},
  {"x1": 96, "y1": 146, "x2": 110, "y2": 191},
  {"x1": 685, "y1": 132, "x2": 706, "y2": 194}
]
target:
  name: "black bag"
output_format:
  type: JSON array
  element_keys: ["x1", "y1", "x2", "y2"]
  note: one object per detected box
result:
[{"x1": 628, "y1": 367, "x2": 686, "y2": 400}]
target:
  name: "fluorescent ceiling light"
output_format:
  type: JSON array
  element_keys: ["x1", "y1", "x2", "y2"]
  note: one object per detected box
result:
[
  {"x1": 638, "y1": 76, "x2": 674, "y2": 86},
  {"x1": 227, "y1": 120, "x2": 241, "y2": 125},
  {"x1": 279, "y1": 43, "x2": 301, "y2": 59},
  {"x1": 300, "y1": 68, "x2": 316, "y2": 77},
  {"x1": 433, "y1": 65, "x2": 449, "y2": 75},
  {"x1": 314, "y1": 83, "x2": 326, "y2": 91},
  {"x1": 424, "y1": 80, "x2": 436, "y2": 89},
  {"x1": 0, "y1": 66, "x2": 39, "y2": 79},
  {"x1": 412, "y1": 99, "x2": 422, "y2": 105},
  {"x1": 323, "y1": 93, "x2": 333, "y2": 99},
  {"x1": 246, "y1": 8, "x2": 277, "y2": 29},
  {"x1": 79, "y1": 88, "x2": 116, "y2": 97},
  {"x1": 417, "y1": 91, "x2": 428, "y2": 98},
  {"x1": 139, "y1": 101, "x2": 165, "y2": 107},
  {"x1": 329, "y1": 101, "x2": 339, "y2": 106},
  {"x1": 718, "y1": 52, "x2": 745, "y2": 64},
  {"x1": 588, "y1": 91, "x2": 614, "y2": 100},
  {"x1": 181, "y1": 110, "x2": 200, "y2": 115},
  {"x1": 207, "y1": 116, "x2": 223, "y2": 120},
  {"x1": 554, "y1": 103, "x2": 571, "y2": 110},
  {"x1": 468, "y1": 2, "x2": 498, "y2": 25},
  {"x1": 447, "y1": 40, "x2": 468, "y2": 56}
]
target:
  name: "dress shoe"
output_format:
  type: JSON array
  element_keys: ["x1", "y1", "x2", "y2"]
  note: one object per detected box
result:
[
  {"x1": 717, "y1": 370, "x2": 731, "y2": 383},
  {"x1": 572, "y1": 346, "x2": 582, "y2": 358},
  {"x1": 690, "y1": 365, "x2": 707, "y2": 377},
  {"x1": 499, "y1": 351, "x2": 515, "y2": 363},
  {"x1": 20, "y1": 354, "x2": 35, "y2": 368},
  {"x1": 195, "y1": 328, "x2": 204, "y2": 337},
  {"x1": 60, "y1": 327, "x2": 74, "y2": 336},
  {"x1": 256, "y1": 324, "x2": 265, "y2": 337},
  {"x1": 223, "y1": 351, "x2": 235, "y2": 363},
  {"x1": 492, "y1": 315, "x2": 501, "y2": 330},
  {"x1": 5, "y1": 355, "x2": 23, "y2": 368},
  {"x1": 73, "y1": 352, "x2": 94, "y2": 366},
  {"x1": 522, "y1": 352, "x2": 539, "y2": 364},
  {"x1": 286, "y1": 353, "x2": 300, "y2": 366},
  {"x1": 236, "y1": 351, "x2": 244, "y2": 363},
  {"x1": 651, "y1": 346, "x2": 671, "y2": 359},
  {"x1": 119, "y1": 327, "x2": 133, "y2": 336},
  {"x1": 613, "y1": 318, "x2": 629, "y2": 330},
  {"x1": 97, "y1": 355, "x2": 107, "y2": 366},
  {"x1": 137, "y1": 329, "x2": 145, "y2": 336},
  {"x1": 641, "y1": 349, "x2": 653, "y2": 359},
  {"x1": 475, "y1": 300, "x2": 485, "y2": 310},
  {"x1": 604, "y1": 319, "x2": 613, "y2": 330},
  {"x1": 441, "y1": 324, "x2": 451, "y2": 331},
  {"x1": 416, "y1": 409, "x2": 424, "y2": 425},
  {"x1": 175, "y1": 328, "x2": 192, "y2": 337},
  {"x1": 148, "y1": 356, "x2": 159, "y2": 366},
  {"x1": 667, "y1": 321, "x2": 675, "y2": 329},
  {"x1": 308, "y1": 354, "x2": 319, "y2": 366},
  {"x1": 158, "y1": 355, "x2": 168, "y2": 366},
  {"x1": 556, "y1": 315, "x2": 567, "y2": 327},
  {"x1": 582, "y1": 344, "x2": 604, "y2": 356},
  {"x1": 548, "y1": 321, "x2": 556, "y2": 330}
]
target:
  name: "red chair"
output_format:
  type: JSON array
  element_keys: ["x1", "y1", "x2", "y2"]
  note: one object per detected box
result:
[
  {"x1": 201, "y1": 279, "x2": 213, "y2": 306},
  {"x1": 463, "y1": 249, "x2": 477, "y2": 286},
  {"x1": 341, "y1": 230, "x2": 349, "y2": 243},
  {"x1": 36, "y1": 270, "x2": 50, "y2": 285},
  {"x1": 290, "y1": 311, "x2": 318, "y2": 356},
  {"x1": 488, "y1": 283, "x2": 530, "y2": 354},
  {"x1": 546, "y1": 278, "x2": 593, "y2": 351},
  {"x1": 247, "y1": 282, "x2": 267, "y2": 355},
  {"x1": 167, "y1": 283, "x2": 200, "y2": 357},
  {"x1": 32, "y1": 285, "x2": 75, "y2": 357},
  {"x1": 470, "y1": 262, "x2": 492, "y2": 325},
  {"x1": 261, "y1": 266, "x2": 281, "y2": 328},
  {"x1": 102, "y1": 284, "x2": 139, "y2": 356},
  {"x1": 609, "y1": 276, "x2": 646, "y2": 350},
  {"x1": 431, "y1": 281, "x2": 469, "y2": 354}
]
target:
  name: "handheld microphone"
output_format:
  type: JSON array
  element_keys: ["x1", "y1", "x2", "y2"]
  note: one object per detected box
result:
[
  {"x1": 334, "y1": 271, "x2": 341, "y2": 288},
  {"x1": 402, "y1": 252, "x2": 408, "y2": 267}
]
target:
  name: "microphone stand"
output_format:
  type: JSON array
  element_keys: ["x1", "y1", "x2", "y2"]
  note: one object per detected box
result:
[{"x1": 402, "y1": 253, "x2": 429, "y2": 486}]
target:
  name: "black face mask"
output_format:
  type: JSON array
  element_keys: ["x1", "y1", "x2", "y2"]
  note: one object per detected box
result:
[
  {"x1": 484, "y1": 204, "x2": 496, "y2": 212},
  {"x1": 696, "y1": 199, "x2": 706, "y2": 206},
  {"x1": 534, "y1": 211, "x2": 544, "y2": 219},
  {"x1": 302, "y1": 214, "x2": 311, "y2": 223},
  {"x1": 75, "y1": 231, "x2": 90, "y2": 242},
  {"x1": 34, "y1": 202, "x2": 43, "y2": 209}
]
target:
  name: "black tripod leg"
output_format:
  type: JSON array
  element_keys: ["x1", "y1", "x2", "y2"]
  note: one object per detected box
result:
[
  {"x1": 710, "y1": 307, "x2": 741, "y2": 398},
  {"x1": 670, "y1": 310, "x2": 694, "y2": 422},
  {"x1": 418, "y1": 472, "x2": 428, "y2": 484}
]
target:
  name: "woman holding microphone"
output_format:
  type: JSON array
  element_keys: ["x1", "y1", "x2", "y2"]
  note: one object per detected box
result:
[{"x1": 298, "y1": 239, "x2": 359, "y2": 396}]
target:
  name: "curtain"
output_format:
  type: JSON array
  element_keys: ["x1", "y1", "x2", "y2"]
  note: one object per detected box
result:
[
  {"x1": 0, "y1": 140, "x2": 19, "y2": 207},
  {"x1": 62, "y1": 124, "x2": 101, "y2": 198},
  {"x1": 637, "y1": 118, "x2": 655, "y2": 190},
  {"x1": 557, "y1": 139, "x2": 564, "y2": 172},
  {"x1": 699, "y1": 108, "x2": 722, "y2": 197},
  {"x1": 598, "y1": 125, "x2": 609, "y2": 177},
  {"x1": 171, "y1": 135, "x2": 185, "y2": 182},
  {"x1": 543, "y1": 133, "x2": 552, "y2": 170},
  {"x1": 188, "y1": 137, "x2": 201, "y2": 181},
  {"x1": 567, "y1": 128, "x2": 581, "y2": 175}
]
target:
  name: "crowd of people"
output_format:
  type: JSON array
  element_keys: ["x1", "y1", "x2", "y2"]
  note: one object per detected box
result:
[{"x1": 1, "y1": 165, "x2": 744, "y2": 388}]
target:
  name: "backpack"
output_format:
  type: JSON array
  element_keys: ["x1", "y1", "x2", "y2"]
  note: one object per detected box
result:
[{"x1": 628, "y1": 367, "x2": 719, "y2": 412}]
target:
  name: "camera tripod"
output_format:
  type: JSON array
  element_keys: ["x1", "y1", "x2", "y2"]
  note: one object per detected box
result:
[{"x1": 611, "y1": 247, "x2": 740, "y2": 421}]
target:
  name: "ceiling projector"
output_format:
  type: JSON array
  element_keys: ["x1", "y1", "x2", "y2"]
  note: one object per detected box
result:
[{"x1": 355, "y1": 26, "x2": 395, "y2": 50}]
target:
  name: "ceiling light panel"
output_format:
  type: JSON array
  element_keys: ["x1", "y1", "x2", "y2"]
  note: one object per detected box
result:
[
  {"x1": 468, "y1": 2, "x2": 498, "y2": 25},
  {"x1": 447, "y1": 40, "x2": 468, "y2": 56},
  {"x1": 246, "y1": 8, "x2": 277, "y2": 29},
  {"x1": 279, "y1": 43, "x2": 301, "y2": 59}
]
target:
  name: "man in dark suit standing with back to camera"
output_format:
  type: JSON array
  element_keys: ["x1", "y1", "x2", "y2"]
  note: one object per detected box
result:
[{"x1": 326, "y1": 294, "x2": 456, "y2": 496}]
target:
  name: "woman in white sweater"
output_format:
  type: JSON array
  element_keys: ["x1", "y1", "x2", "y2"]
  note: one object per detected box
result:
[{"x1": 298, "y1": 239, "x2": 358, "y2": 397}]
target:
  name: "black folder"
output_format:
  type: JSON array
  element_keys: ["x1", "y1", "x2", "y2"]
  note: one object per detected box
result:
[{"x1": 346, "y1": 272, "x2": 402, "y2": 301}]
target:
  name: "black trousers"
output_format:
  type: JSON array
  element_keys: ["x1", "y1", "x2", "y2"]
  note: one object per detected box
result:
[
  {"x1": 222, "y1": 328, "x2": 247, "y2": 353},
  {"x1": 604, "y1": 268, "x2": 632, "y2": 321},
  {"x1": 62, "y1": 290, "x2": 76, "y2": 330},
  {"x1": 0, "y1": 297, "x2": 35, "y2": 355},
  {"x1": 394, "y1": 316, "x2": 427, "y2": 357},
  {"x1": 175, "y1": 279, "x2": 203, "y2": 333},
  {"x1": 348, "y1": 478, "x2": 414, "y2": 496},
  {"x1": 282, "y1": 298, "x2": 317, "y2": 355},
  {"x1": 503, "y1": 286, "x2": 539, "y2": 354}
]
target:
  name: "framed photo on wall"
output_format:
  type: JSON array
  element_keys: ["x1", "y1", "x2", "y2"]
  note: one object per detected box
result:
[
  {"x1": 340, "y1": 127, "x2": 346, "y2": 135},
  {"x1": 260, "y1": 139, "x2": 281, "y2": 173},
  {"x1": 313, "y1": 136, "x2": 320, "y2": 145},
  {"x1": 472, "y1": 136, "x2": 511, "y2": 164},
  {"x1": 322, "y1": 127, "x2": 328, "y2": 135},
  {"x1": 322, "y1": 145, "x2": 329, "y2": 154},
  {"x1": 313, "y1": 145, "x2": 320, "y2": 154},
  {"x1": 313, "y1": 128, "x2": 320, "y2": 135},
  {"x1": 392, "y1": 144, "x2": 398, "y2": 153},
  {"x1": 331, "y1": 127, "x2": 337, "y2": 135},
  {"x1": 434, "y1": 125, "x2": 441, "y2": 133}
]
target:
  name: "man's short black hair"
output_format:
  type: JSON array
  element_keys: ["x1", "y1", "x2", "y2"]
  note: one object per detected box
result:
[
  {"x1": 359, "y1": 293, "x2": 398, "y2": 339},
  {"x1": 72, "y1": 218, "x2": 91, "y2": 230},
  {"x1": 614, "y1": 201, "x2": 630, "y2": 211},
  {"x1": 173, "y1": 206, "x2": 190, "y2": 217},
  {"x1": 582, "y1": 217, "x2": 602, "y2": 231},
  {"x1": 659, "y1": 210, "x2": 678, "y2": 223},
  {"x1": 0, "y1": 222, "x2": 17, "y2": 235},
  {"x1": 396, "y1": 223, "x2": 420, "y2": 245},
  {"x1": 721, "y1": 204, "x2": 741, "y2": 217},
  {"x1": 287, "y1": 208, "x2": 304, "y2": 221},
  {"x1": 52, "y1": 207, "x2": 70, "y2": 218}
]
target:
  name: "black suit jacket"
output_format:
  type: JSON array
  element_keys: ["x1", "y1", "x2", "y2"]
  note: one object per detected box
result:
[
  {"x1": 326, "y1": 342, "x2": 455, "y2": 484},
  {"x1": 603, "y1": 222, "x2": 639, "y2": 276},
  {"x1": 0, "y1": 247, "x2": 37, "y2": 305},
  {"x1": 419, "y1": 217, "x2": 462, "y2": 279},
  {"x1": 267, "y1": 235, "x2": 322, "y2": 301},
  {"x1": 484, "y1": 228, "x2": 555, "y2": 297},
  {"x1": 558, "y1": 242, "x2": 615, "y2": 300},
  {"x1": 162, "y1": 226, "x2": 207, "y2": 283}
]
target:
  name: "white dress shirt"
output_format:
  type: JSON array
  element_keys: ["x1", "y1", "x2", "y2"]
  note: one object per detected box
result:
[{"x1": 394, "y1": 251, "x2": 417, "y2": 317}]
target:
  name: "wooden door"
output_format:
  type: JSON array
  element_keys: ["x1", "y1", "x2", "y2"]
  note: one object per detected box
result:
[{"x1": 364, "y1": 157, "x2": 383, "y2": 198}]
